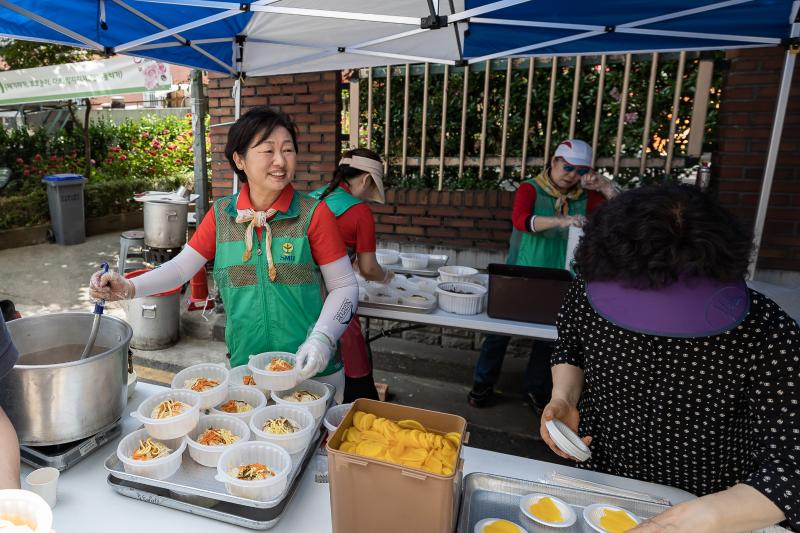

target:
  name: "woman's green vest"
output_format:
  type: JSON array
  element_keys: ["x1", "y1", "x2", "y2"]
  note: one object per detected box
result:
[
  {"x1": 309, "y1": 186, "x2": 362, "y2": 217},
  {"x1": 212, "y1": 189, "x2": 342, "y2": 376},
  {"x1": 506, "y1": 177, "x2": 588, "y2": 269}
]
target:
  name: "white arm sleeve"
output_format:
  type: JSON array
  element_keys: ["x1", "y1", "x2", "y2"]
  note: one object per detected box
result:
[
  {"x1": 131, "y1": 245, "x2": 208, "y2": 298},
  {"x1": 312, "y1": 256, "x2": 359, "y2": 344}
]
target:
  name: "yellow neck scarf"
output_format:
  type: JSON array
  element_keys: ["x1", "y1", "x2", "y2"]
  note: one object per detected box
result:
[
  {"x1": 534, "y1": 169, "x2": 584, "y2": 216},
  {"x1": 236, "y1": 208, "x2": 278, "y2": 282}
]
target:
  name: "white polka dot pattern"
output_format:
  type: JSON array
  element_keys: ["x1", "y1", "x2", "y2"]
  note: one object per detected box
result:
[{"x1": 552, "y1": 281, "x2": 800, "y2": 530}]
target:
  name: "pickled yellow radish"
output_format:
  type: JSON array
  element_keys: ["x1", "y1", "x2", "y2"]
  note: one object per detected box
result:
[
  {"x1": 599, "y1": 508, "x2": 637, "y2": 533},
  {"x1": 529, "y1": 496, "x2": 563, "y2": 523},
  {"x1": 482, "y1": 519, "x2": 523, "y2": 533}
]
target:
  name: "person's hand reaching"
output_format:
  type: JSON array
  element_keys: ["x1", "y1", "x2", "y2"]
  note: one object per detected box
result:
[{"x1": 89, "y1": 269, "x2": 134, "y2": 302}]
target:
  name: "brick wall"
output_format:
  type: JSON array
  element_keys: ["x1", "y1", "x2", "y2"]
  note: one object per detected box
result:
[
  {"x1": 714, "y1": 47, "x2": 800, "y2": 271},
  {"x1": 207, "y1": 71, "x2": 340, "y2": 199}
]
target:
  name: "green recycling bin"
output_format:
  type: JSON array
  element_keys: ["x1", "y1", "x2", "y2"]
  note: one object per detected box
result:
[{"x1": 42, "y1": 174, "x2": 88, "y2": 245}]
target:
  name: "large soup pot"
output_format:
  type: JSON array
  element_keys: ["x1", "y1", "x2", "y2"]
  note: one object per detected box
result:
[
  {"x1": 143, "y1": 200, "x2": 188, "y2": 249},
  {"x1": 0, "y1": 313, "x2": 132, "y2": 446}
]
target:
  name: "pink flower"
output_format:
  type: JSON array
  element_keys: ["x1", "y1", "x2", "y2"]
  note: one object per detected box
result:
[
  {"x1": 15, "y1": 157, "x2": 23, "y2": 163},
  {"x1": 174, "y1": 158, "x2": 183, "y2": 164},
  {"x1": 142, "y1": 132, "x2": 150, "y2": 138},
  {"x1": 167, "y1": 144, "x2": 177, "y2": 151},
  {"x1": 106, "y1": 158, "x2": 113, "y2": 164},
  {"x1": 624, "y1": 112, "x2": 639, "y2": 124},
  {"x1": 118, "y1": 154, "x2": 128, "y2": 161},
  {"x1": 149, "y1": 150, "x2": 158, "y2": 156},
  {"x1": 23, "y1": 170, "x2": 30, "y2": 176},
  {"x1": 34, "y1": 154, "x2": 42, "y2": 161},
  {"x1": 185, "y1": 113, "x2": 192, "y2": 118},
  {"x1": 609, "y1": 87, "x2": 621, "y2": 101},
  {"x1": 162, "y1": 129, "x2": 169, "y2": 135}
]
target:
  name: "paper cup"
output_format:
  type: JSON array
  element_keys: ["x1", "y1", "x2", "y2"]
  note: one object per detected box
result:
[{"x1": 24, "y1": 468, "x2": 59, "y2": 508}]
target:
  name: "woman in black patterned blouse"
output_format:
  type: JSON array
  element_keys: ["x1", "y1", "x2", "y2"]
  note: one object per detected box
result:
[{"x1": 541, "y1": 184, "x2": 799, "y2": 532}]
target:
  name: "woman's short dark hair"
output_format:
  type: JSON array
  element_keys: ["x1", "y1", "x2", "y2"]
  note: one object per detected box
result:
[
  {"x1": 574, "y1": 183, "x2": 753, "y2": 289},
  {"x1": 224, "y1": 106, "x2": 298, "y2": 182},
  {"x1": 318, "y1": 148, "x2": 382, "y2": 201}
]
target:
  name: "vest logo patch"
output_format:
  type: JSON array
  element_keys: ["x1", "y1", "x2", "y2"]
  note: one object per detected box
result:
[{"x1": 280, "y1": 241, "x2": 296, "y2": 262}]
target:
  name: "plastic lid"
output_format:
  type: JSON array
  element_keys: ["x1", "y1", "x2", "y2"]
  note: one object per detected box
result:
[
  {"x1": 42, "y1": 173, "x2": 85, "y2": 182},
  {"x1": 545, "y1": 419, "x2": 592, "y2": 462}
]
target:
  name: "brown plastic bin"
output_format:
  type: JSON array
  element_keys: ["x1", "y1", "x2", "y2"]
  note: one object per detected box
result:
[
  {"x1": 327, "y1": 399, "x2": 467, "y2": 533},
  {"x1": 486, "y1": 263, "x2": 573, "y2": 324}
]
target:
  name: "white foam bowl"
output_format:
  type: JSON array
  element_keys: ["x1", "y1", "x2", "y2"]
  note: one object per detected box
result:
[
  {"x1": 519, "y1": 493, "x2": 576, "y2": 528},
  {"x1": 271, "y1": 379, "x2": 331, "y2": 421},
  {"x1": 399, "y1": 253, "x2": 429, "y2": 269},
  {"x1": 249, "y1": 405, "x2": 315, "y2": 455},
  {"x1": 171, "y1": 363, "x2": 230, "y2": 410},
  {"x1": 375, "y1": 249, "x2": 400, "y2": 265},
  {"x1": 436, "y1": 281, "x2": 487, "y2": 315},
  {"x1": 215, "y1": 441, "x2": 292, "y2": 501},
  {"x1": 228, "y1": 364, "x2": 269, "y2": 395},
  {"x1": 323, "y1": 403, "x2": 353, "y2": 438},
  {"x1": 473, "y1": 518, "x2": 526, "y2": 533},
  {"x1": 132, "y1": 389, "x2": 201, "y2": 440},
  {"x1": 583, "y1": 503, "x2": 640, "y2": 533},
  {"x1": 185, "y1": 414, "x2": 251, "y2": 468},
  {"x1": 0, "y1": 489, "x2": 53, "y2": 533},
  {"x1": 438, "y1": 265, "x2": 478, "y2": 283},
  {"x1": 248, "y1": 352, "x2": 298, "y2": 392},
  {"x1": 117, "y1": 427, "x2": 186, "y2": 480},
  {"x1": 210, "y1": 386, "x2": 267, "y2": 423}
]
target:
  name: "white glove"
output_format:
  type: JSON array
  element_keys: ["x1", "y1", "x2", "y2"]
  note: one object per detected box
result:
[
  {"x1": 295, "y1": 331, "x2": 334, "y2": 381},
  {"x1": 89, "y1": 269, "x2": 135, "y2": 302}
]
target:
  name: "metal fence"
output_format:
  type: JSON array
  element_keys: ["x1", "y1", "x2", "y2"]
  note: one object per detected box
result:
[{"x1": 344, "y1": 52, "x2": 718, "y2": 190}]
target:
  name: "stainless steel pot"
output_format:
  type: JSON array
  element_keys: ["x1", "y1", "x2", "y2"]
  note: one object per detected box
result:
[
  {"x1": 0, "y1": 313, "x2": 132, "y2": 446},
  {"x1": 143, "y1": 200, "x2": 188, "y2": 248},
  {"x1": 126, "y1": 289, "x2": 181, "y2": 350}
]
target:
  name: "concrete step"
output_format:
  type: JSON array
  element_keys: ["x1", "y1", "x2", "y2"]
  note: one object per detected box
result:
[{"x1": 373, "y1": 369, "x2": 568, "y2": 465}]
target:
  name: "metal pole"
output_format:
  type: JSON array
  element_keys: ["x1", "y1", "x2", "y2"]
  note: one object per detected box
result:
[
  {"x1": 191, "y1": 69, "x2": 209, "y2": 222},
  {"x1": 748, "y1": 25, "x2": 799, "y2": 279}
]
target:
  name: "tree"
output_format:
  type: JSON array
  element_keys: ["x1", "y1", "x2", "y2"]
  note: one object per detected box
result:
[{"x1": 0, "y1": 40, "x2": 91, "y2": 70}]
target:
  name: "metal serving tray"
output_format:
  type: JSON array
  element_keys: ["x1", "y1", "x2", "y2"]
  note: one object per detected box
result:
[
  {"x1": 105, "y1": 386, "x2": 334, "y2": 528},
  {"x1": 358, "y1": 300, "x2": 436, "y2": 314},
  {"x1": 384, "y1": 254, "x2": 448, "y2": 277},
  {"x1": 457, "y1": 473, "x2": 786, "y2": 533}
]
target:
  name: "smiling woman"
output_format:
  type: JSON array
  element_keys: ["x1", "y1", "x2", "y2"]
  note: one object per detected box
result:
[{"x1": 88, "y1": 107, "x2": 359, "y2": 403}]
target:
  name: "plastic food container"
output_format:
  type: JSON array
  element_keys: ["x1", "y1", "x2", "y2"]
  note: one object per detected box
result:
[
  {"x1": 399, "y1": 252, "x2": 429, "y2": 269},
  {"x1": 400, "y1": 291, "x2": 437, "y2": 309},
  {"x1": 248, "y1": 352, "x2": 298, "y2": 392},
  {"x1": 132, "y1": 389, "x2": 201, "y2": 440},
  {"x1": 365, "y1": 286, "x2": 398, "y2": 305},
  {"x1": 249, "y1": 404, "x2": 315, "y2": 455},
  {"x1": 271, "y1": 379, "x2": 331, "y2": 421},
  {"x1": 215, "y1": 441, "x2": 292, "y2": 501},
  {"x1": 116, "y1": 427, "x2": 186, "y2": 480},
  {"x1": 408, "y1": 276, "x2": 439, "y2": 293},
  {"x1": 375, "y1": 249, "x2": 400, "y2": 265},
  {"x1": 185, "y1": 414, "x2": 251, "y2": 468},
  {"x1": 210, "y1": 386, "x2": 267, "y2": 423},
  {"x1": 323, "y1": 402, "x2": 353, "y2": 438},
  {"x1": 0, "y1": 489, "x2": 53, "y2": 533},
  {"x1": 436, "y1": 281, "x2": 487, "y2": 315},
  {"x1": 171, "y1": 363, "x2": 230, "y2": 410},
  {"x1": 228, "y1": 364, "x2": 269, "y2": 395},
  {"x1": 438, "y1": 265, "x2": 478, "y2": 283}
]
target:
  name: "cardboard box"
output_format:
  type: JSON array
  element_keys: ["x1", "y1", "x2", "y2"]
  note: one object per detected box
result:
[{"x1": 327, "y1": 399, "x2": 467, "y2": 533}]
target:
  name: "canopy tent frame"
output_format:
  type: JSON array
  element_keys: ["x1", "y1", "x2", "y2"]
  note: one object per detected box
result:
[{"x1": 0, "y1": 0, "x2": 796, "y2": 275}]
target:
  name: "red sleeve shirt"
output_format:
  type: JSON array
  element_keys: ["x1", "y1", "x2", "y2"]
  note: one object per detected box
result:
[
  {"x1": 334, "y1": 203, "x2": 377, "y2": 254},
  {"x1": 510, "y1": 183, "x2": 607, "y2": 232},
  {"x1": 187, "y1": 183, "x2": 346, "y2": 266}
]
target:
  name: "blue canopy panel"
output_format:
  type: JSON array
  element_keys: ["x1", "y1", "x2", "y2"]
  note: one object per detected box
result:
[
  {"x1": 0, "y1": 0, "x2": 252, "y2": 74},
  {"x1": 462, "y1": 0, "x2": 794, "y2": 61}
]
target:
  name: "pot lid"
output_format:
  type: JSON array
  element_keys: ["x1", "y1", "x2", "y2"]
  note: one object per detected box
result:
[{"x1": 133, "y1": 191, "x2": 197, "y2": 204}]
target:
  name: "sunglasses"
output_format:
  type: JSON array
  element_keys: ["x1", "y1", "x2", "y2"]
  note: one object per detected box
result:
[{"x1": 557, "y1": 159, "x2": 591, "y2": 176}]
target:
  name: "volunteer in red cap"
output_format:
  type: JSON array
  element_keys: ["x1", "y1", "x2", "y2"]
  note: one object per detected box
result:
[
  {"x1": 468, "y1": 139, "x2": 618, "y2": 411},
  {"x1": 310, "y1": 148, "x2": 392, "y2": 402}
]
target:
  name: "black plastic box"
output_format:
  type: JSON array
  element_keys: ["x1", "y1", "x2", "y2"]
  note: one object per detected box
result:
[{"x1": 486, "y1": 264, "x2": 573, "y2": 324}]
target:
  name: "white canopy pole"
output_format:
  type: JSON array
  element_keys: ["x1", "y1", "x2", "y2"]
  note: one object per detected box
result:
[{"x1": 747, "y1": 3, "x2": 799, "y2": 279}]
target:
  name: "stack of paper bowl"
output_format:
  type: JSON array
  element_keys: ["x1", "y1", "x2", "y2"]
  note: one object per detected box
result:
[
  {"x1": 545, "y1": 419, "x2": 592, "y2": 462},
  {"x1": 438, "y1": 265, "x2": 478, "y2": 283}
]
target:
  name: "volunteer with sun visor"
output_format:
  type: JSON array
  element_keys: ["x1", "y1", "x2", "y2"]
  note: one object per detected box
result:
[
  {"x1": 469, "y1": 139, "x2": 618, "y2": 411},
  {"x1": 88, "y1": 107, "x2": 359, "y2": 401},
  {"x1": 310, "y1": 148, "x2": 392, "y2": 402}
]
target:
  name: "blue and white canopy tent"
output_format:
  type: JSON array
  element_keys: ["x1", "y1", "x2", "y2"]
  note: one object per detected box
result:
[{"x1": 0, "y1": 0, "x2": 797, "y2": 274}]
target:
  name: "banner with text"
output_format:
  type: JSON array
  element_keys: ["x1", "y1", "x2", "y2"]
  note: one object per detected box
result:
[{"x1": 0, "y1": 56, "x2": 172, "y2": 106}]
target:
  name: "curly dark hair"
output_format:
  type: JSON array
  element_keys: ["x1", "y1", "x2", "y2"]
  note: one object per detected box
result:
[
  {"x1": 574, "y1": 184, "x2": 753, "y2": 289},
  {"x1": 224, "y1": 106, "x2": 298, "y2": 183}
]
